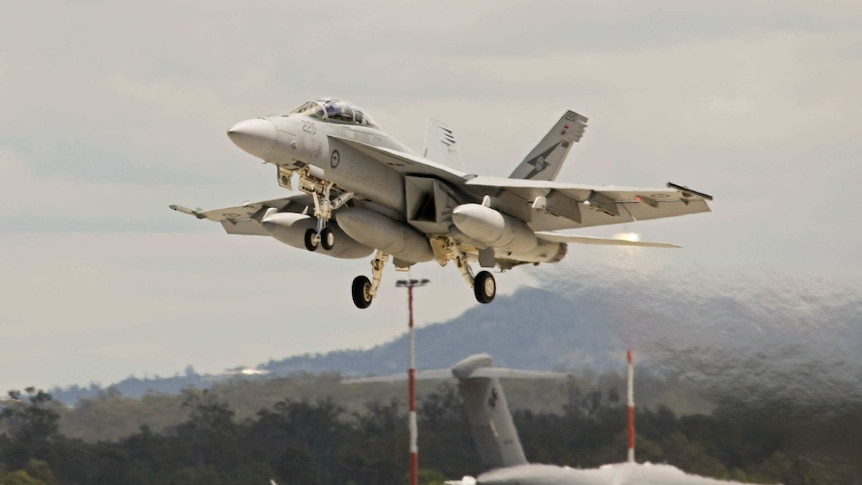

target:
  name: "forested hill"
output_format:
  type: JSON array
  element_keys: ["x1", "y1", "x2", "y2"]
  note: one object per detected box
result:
[
  {"x1": 50, "y1": 266, "x2": 861, "y2": 408},
  {"x1": 50, "y1": 284, "x2": 626, "y2": 404}
]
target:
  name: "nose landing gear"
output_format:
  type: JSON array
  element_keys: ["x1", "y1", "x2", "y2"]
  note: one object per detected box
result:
[
  {"x1": 304, "y1": 226, "x2": 335, "y2": 252},
  {"x1": 288, "y1": 166, "x2": 352, "y2": 252}
]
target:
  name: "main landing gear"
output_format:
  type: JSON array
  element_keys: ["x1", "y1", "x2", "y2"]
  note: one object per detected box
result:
[
  {"x1": 473, "y1": 270, "x2": 496, "y2": 304},
  {"x1": 348, "y1": 238, "x2": 497, "y2": 309},
  {"x1": 432, "y1": 236, "x2": 497, "y2": 305},
  {"x1": 292, "y1": 167, "x2": 352, "y2": 253},
  {"x1": 453, "y1": 252, "x2": 496, "y2": 304},
  {"x1": 352, "y1": 250, "x2": 389, "y2": 309}
]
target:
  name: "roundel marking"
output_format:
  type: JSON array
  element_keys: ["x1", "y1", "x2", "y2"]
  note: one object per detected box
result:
[{"x1": 330, "y1": 149, "x2": 341, "y2": 168}]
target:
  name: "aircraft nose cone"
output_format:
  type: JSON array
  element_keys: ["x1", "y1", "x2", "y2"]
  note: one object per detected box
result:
[{"x1": 227, "y1": 118, "x2": 278, "y2": 158}]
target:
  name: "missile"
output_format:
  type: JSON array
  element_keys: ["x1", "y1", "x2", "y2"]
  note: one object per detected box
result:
[
  {"x1": 336, "y1": 207, "x2": 434, "y2": 263},
  {"x1": 261, "y1": 211, "x2": 372, "y2": 259},
  {"x1": 451, "y1": 204, "x2": 537, "y2": 252}
]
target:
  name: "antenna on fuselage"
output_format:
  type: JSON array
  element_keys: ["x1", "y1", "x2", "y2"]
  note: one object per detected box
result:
[{"x1": 627, "y1": 350, "x2": 636, "y2": 463}]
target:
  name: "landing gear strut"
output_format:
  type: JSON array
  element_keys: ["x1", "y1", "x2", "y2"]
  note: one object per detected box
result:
[
  {"x1": 291, "y1": 166, "x2": 352, "y2": 252},
  {"x1": 456, "y1": 255, "x2": 496, "y2": 304},
  {"x1": 352, "y1": 250, "x2": 389, "y2": 309},
  {"x1": 431, "y1": 236, "x2": 497, "y2": 305}
]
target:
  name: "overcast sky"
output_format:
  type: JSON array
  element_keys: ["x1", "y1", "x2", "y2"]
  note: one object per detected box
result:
[{"x1": 1, "y1": 1, "x2": 860, "y2": 390}]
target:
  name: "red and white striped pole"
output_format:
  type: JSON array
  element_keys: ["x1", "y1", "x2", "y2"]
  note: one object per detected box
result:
[
  {"x1": 397, "y1": 278, "x2": 428, "y2": 485},
  {"x1": 407, "y1": 283, "x2": 418, "y2": 485},
  {"x1": 627, "y1": 350, "x2": 635, "y2": 463}
]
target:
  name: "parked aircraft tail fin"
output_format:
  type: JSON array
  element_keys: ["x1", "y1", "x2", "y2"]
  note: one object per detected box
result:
[
  {"x1": 424, "y1": 117, "x2": 463, "y2": 170},
  {"x1": 346, "y1": 354, "x2": 568, "y2": 471},
  {"x1": 453, "y1": 354, "x2": 529, "y2": 469},
  {"x1": 509, "y1": 110, "x2": 588, "y2": 181}
]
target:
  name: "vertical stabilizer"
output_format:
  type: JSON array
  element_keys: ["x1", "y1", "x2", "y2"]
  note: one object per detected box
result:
[
  {"x1": 508, "y1": 110, "x2": 588, "y2": 181},
  {"x1": 452, "y1": 355, "x2": 527, "y2": 469},
  {"x1": 344, "y1": 354, "x2": 568, "y2": 472}
]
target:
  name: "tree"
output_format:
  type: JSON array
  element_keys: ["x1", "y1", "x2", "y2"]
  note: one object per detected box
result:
[
  {"x1": 0, "y1": 389, "x2": 61, "y2": 470},
  {"x1": 0, "y1": 389, "x2": 60, "y2": 444},
  {"x1": 174, "y1": 390, "x2": 239, "y2": 472}
]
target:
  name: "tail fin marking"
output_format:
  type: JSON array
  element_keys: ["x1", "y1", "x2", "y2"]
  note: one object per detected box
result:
[
  {"x1": 509, "y1": 110, "x2": 588, "y2": 181},
  {"x1": 453, "y1": 355, "x2": 528, "y2": 469}
]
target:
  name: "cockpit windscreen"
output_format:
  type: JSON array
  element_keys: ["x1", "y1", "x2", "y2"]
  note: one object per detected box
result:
[{"x1": 290, "y1": 98, "x2": 378, "y2": 128}]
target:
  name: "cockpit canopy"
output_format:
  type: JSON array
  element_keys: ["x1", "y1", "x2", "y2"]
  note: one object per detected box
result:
[{"x1": 290, "y1": 98, "x2": 378, "y2": 128}]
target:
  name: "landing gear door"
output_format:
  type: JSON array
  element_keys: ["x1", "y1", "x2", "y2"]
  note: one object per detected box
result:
[{"x1": 277, "y1": 165, "x2": 294, "y2": 190}]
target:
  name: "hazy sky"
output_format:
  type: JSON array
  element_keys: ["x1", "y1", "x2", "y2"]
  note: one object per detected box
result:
[{"x1": 1, "y1": 1, "x2": 860, "y2": 390}]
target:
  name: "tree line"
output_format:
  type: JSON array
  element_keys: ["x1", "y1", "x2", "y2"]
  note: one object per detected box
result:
[{"x1": 0, "y1": 384, "x2": 859, "y2": 485}]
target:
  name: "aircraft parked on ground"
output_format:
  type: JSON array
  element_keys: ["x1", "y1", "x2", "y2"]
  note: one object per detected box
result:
[
  {"x1": 172, "y1": 98, "x2": 712, "y2": 308},
  {"x1": 354, "y1": 354, "x2": 770, "y2": 485}
]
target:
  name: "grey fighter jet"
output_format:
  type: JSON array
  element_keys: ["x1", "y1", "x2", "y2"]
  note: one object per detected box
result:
[{"x1": 171, "y1": 98, "x2": 713, "y2": 308}]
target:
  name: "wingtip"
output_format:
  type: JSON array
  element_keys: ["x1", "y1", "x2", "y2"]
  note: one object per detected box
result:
[{"x1": 666, "y1": 181, "x2": 714, "y2": 201}]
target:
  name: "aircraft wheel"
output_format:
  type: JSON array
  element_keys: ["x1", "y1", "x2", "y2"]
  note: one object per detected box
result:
[
  {"x1": 320, "y1": 227, "x2": 335, "y2": 250},
  {"x1": 304, "y1": 228, "x2": 319, "y2": 252},
  {"x1": 474, "y1": 271, "x2": 496, "y2": 304},
  {"x1": 352, "y1": 275, "x2": 373, "y2": 309}
]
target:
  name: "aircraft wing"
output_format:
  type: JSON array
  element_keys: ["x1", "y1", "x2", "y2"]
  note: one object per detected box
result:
[
  {"x1": 169, "y1": 194, "x2": 310, "y2": 236},
  {"x1": 465, "y1": 176, "x2": 713, "y2": 231}
]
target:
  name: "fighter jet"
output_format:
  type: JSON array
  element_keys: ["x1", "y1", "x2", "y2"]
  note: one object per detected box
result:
[
  {"x1": 171, "y1": 98, "x2": 713, "y2": 308},
  {"x1": 352, "y1": 354, "x2": 770, "y2": 485}
]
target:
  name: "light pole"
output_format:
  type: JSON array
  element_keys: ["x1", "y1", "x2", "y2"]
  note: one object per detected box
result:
[
  {"x1": 395, "y1": 278, "x2": 429, "y2": 485},
  {"x1": 627, "y1": 350, "x2": 635, "y2": 463}
]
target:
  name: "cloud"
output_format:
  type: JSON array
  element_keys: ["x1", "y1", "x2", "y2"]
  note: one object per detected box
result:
[{"x1": 0, "y1": 1, "x2": 860, "y2": 389}]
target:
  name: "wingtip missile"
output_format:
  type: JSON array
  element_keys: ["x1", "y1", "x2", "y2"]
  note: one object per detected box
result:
[{"x1": 169, "y1": 204, "x2": 206, "y2": 219}]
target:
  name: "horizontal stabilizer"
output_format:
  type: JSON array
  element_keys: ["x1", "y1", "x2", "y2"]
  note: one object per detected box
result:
[
  {"x1": 344, "y1": 369, "x2": 453, "y2": 384},
  {"x1": 469, "y1": 368, "x2": 570, "y2": 379},
  {"x1": 536, "y1": 232, "x2": 681, "y2": 248},
  {"x1": 345, "y1": 354, "x2": 569, "y2": 384}
]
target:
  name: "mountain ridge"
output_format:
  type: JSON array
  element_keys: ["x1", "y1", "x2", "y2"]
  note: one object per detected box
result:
[{"x1": 49, "y1": 268, "x2": 861, "y2": 408}]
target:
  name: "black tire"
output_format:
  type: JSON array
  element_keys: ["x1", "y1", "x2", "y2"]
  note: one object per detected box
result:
[
  {"x1": 474, "y1": 271, "x2": 496, "y2": 304},
  {"x1": 352, "y1": 275, "x2": 373, "y2": 309},
  {"x1": 320, "y1": 227, "x2": 335, "y2": 250},
  {"x1": 304, "y1": 228, "x2": 319, "y2": 252}
]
